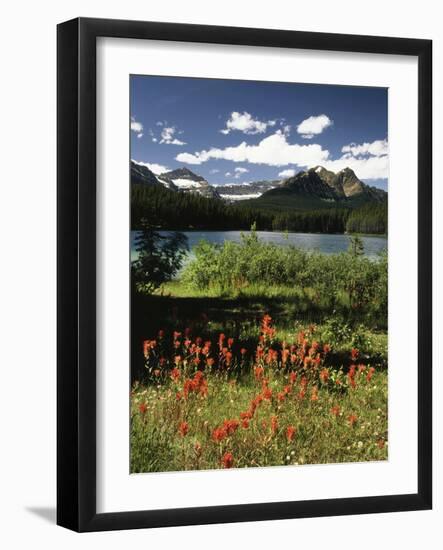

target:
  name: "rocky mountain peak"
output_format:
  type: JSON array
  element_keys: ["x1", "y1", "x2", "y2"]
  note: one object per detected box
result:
[{"x1": 161, "y1": 167, "x2": 205, "y2": 182}]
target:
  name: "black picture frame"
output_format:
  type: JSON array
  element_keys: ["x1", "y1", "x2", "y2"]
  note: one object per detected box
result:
[{"x1": 57, "y1": 17, "x2": 432, "y2": 532}]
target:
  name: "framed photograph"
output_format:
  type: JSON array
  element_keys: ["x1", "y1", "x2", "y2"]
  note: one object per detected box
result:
[{"x1": 57, "y1": 17, "x2": 432, "y2": 532}]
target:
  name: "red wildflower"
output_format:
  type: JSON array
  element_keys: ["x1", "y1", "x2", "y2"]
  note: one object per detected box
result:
[
  {"x1": 206, "y1": 357, "x2": 215, "y2": 367},
  {"x1": 271, "y1": 415, "x2": 279, "y2": 434},
  {"x1": 348, "y1": 414, "x2": 358, "y2": 427},
  {"x1": 223, "y1": 419, "x2": 240, "y2": 435},
  {"x1": 310, "y1": 341, "x2": 320, "y2": 354},
  {"x1": 240, "y1": 347, "x2": 247, "y2": 356},
  {"x1": 377, "y1": 439, "x2": 385, "y2": 449},
  {"x1": 348, "y1": 365, "x2": 356, "y2": 388},
  {"x1": 183, "y1": 379, "x2": 193, "y2": 398},
  {"x1": 138, "y1": 402, "x2": 147, "y2": 414},
  {"x1": 250, "y1": 395, "x2": 263, "y2": 412},
  {"x1": 331, "y1": 405, "x2": 341, "y2": 417},
  {"x1": 311, "y1": 386, "x2": 319, "y2": 402},
  {"x1": 173, "y1": 331, "x2": 182, "y2": 340},
  {"x1": 277, "y1": 391, "x2": 286, "y2": 402},
  {"x1": 240, "y1": 410, "x2": 253, "y2": 420},
  {"x1": 221, "y1": 452, "x2": 234, "y2": 469},
  {"x1": 282, "y1": 348, "x2": 290, "y2": 365},
  {"x1": 286, "y1": 425, "x2": 296, "y2": 442},
  {"x1": 256, "y1": 345, "x2": 264, "y2": 360},
  {"x1": 289, "y1": 371, "x2": 297, "y2": 385},
  {"x1": 212, "y1": 427, "x2": 227, "y2": 442},
  {"x1": 366, "y1": 367, "x2": 376, "y2": 382},
  {"x1": 225, "y1": 351, "x2": 233, "y2": 366},
  {"x1": 323, "y1": 343, "x2": 331, "y2": 354},
  {"x1": 143, "y1": 340, "x2": 150, "y2": 358},
  {"x1": 351, "y1": 348, "x2": 359, "y2": 361},
  {"x1": 227, "y1": 337, "x2": 234, "y2": 348},
  {"x1": 179, "y1": 421, "x2": 189, "y2": 436},
  {"x1": 262, "y1": 387, "x2": 273, "y2": 400},
  {"x1": 254, "y1": 366, "x2": 264, "y2": 381},
  {"x1": 241, "y1": 419, "x2": 249, "y2": 429},
  {"x1": 320, "y1": 368, "x2": 329, "y2": 384}
]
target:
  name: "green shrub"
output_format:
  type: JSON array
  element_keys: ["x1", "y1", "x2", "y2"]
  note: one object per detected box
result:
[{"x1": 181, "y1": 230, "x2": 387, "y2": 325}]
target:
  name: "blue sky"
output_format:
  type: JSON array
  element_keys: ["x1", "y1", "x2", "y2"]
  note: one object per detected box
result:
[{"x1": 130, "y1": 76, "x2": 388, "y2": 190}]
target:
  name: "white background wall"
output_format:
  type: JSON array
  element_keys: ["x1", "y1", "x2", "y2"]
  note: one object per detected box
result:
[{"x1": 0, "y1": 1, "x2": 440, "y2": 547}]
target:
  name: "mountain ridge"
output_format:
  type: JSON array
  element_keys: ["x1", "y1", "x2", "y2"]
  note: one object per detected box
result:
[
  {"x1": 252, "y1": 166, "x2": 387, "y2": 210},
  {"x1": 131, "y1": 160, "x2": 387, "y2": 209}
]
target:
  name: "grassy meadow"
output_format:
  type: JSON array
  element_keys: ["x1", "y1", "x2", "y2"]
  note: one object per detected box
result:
[{"x1": 130, "y1": 229, "x2": 388, "y2": 472}]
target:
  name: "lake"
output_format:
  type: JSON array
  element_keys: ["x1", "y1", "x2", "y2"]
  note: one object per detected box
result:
[{"x1": 131, "y1": 230, "x2": 387, "y2": 261}]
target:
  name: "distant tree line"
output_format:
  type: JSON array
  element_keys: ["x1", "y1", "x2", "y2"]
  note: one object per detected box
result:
[
  {"x1": 345, "y1": 202, "x2": 387, "y2": 235},
  {"x1": 131, "y1": 183, "x2": 387, "y2": 235}
]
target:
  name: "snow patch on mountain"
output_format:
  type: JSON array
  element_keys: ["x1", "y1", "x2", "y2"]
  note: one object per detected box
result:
[{"x1": 220, "y1": 193, "x2": 262, "y2": 201}]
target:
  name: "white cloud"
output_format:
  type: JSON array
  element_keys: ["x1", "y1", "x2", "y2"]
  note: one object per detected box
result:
[
  {"x1": 131, "y1": 117, "x2": 143, "y2": 135},
  {"x1": 137, "y1": 133, "x2": 143, "y2": 139},
  {"x1": 220, "y1": 111, "x2": 275, "y2": 135},
  {"x1": 225, "y1": 172, "x2": 232, "y2": 177},
  {"x1": 176, "y1": 131, "x2": 329, "y2": 167},
  {"x1": 148, "y1": 129, "x2": 157, "y2": 143},
  {"x1": 176, "y1": 132, "x2": 388, "y2": 180},
  {"x1": 322, "y1": 155, "x2": 388, "y2": 180},
  {"x1": 341, "y1": 139, "x2": 388, "y2": 157},
  {"x1": 132, "y1": 160, "x2": 170, "y2": 175},
  {"x1": 278, "y1": 168, "x2": 296, "y2": 178},
  {"x1": 234, "y1": 167, "x2": 249, "y2": 179},
  {"x1": 160, "y1": 126, "x2": 186, "y2": 146},
  {"x1": 209, "y1": 169, "x2": 220, "y2": 174},
  {"x1": 297, "y1": 114, "x2": 333, "y2": 139},
  {"x1": 320, "y1": 138, "x2": 389, "y2": 179}
]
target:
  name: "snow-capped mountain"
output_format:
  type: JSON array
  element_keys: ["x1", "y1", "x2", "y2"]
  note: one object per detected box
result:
[
  {"x1": 131, "y1": 161, "x2": 386, "y2": 208},
  {"x1": 159, "y1": 167, "x2": 221, "y2": 199},
  {"x1": 131, "y1": 162, "x2": 220, "y2": 199},
  {"x1": 216, "y1": 180, "x2": 282, "y2": 202}
]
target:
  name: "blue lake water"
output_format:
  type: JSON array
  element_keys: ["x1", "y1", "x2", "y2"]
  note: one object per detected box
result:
[{"x1": 131, "y1": 230, "x2": 387, "y2": 261}]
